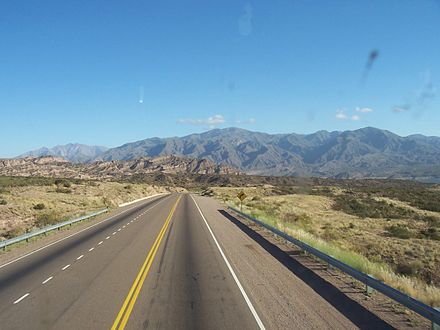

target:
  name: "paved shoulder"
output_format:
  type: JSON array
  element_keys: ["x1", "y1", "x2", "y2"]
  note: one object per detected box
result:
[{"x1": 192, "y1": 195, "x2": 358, "y2": 330}]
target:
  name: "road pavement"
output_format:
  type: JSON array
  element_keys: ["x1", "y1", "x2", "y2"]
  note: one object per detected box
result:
[{"x1": 0, "y1": 193, "x2": 389, "y2": 329}]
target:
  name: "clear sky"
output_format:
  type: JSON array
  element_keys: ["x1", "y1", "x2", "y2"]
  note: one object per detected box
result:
[{"x1": 1, "y1": 1, "x2": 439, "y2": 157}]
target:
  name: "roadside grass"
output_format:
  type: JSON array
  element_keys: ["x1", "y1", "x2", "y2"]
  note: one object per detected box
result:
[
  {"x1": 0, "y1": 177, "x2": 171, "y2": 240},
  {"x1": 230, "y1": 200, "x2": 440, "y2": 306}
]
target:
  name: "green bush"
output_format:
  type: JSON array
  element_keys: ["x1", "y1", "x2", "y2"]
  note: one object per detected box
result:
[
  {"x1": 33, "y1": 203, "x2": 46, "y2": 210},
  {"x1": 0, "y1": 199, "x2": 7, "y2": 205},
  {"x1": 54, "y1": 179, "x2": 71, "y2": 188},
  {"x1": 386, "y1": 225, "x2": 415, "y2": 239},
  {"x1": 35, "y1": 212, "x2": 59, "y2": 227},
  {"x1": 55, "y1": 187, "x2": 72, "y2": 194},
  {"x1": 396, "y1": 260, "x2": 423, "y2": 276},
  {"x1": 420, "y1": 227, "x2": 440, "y2": 241}
]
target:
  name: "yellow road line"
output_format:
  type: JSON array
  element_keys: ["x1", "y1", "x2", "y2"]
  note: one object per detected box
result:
[{"x1": 111, "y1": 195, "x2": 181, "y2": 330}]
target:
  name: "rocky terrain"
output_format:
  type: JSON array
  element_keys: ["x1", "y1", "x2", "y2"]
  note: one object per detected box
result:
[{"x1": 0, "y1": 155, "x2": 240, "y2": 179}]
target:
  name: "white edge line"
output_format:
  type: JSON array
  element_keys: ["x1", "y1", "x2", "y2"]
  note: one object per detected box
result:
[
  {"x1": 77, "y1": 255, "x2": 84, "y2": 260},
  {"x1": 62, "y1": 264, "x2": 70, "y2": 270},
  {"x1": 98, "y1": 241, "x2": 103, "y2": 245},
  {"x1": 89, "y1": 247, "x2": 95, "y2": 252},
  {"x1": 106, "y1": 236, "x2": 110, "y2": 239},
  {"x1": 0, "y1": 194, "x2": 171, "y2": 269},
  {"x1": 190, "y1": 195, "x2": 266, "y2": 330},
  {"x1": 42, "y1": 276, "x2": 53, "y2": 284},
  {"x1": 13, "y1": 293, "x2": 30, "y2": 304}
]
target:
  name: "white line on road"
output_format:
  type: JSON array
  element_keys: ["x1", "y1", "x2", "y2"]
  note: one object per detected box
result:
[
  {"x1": 77, "y1": 255, "x2": 84, "y2": 260},
  {"x1": 123, "y1": 225, "x2": 126, "y2": 228},
  {"x1": 0, "y1": 195, "x2": 171, "y2": 270},
  {"x1": 117, "y1": 228, "x2": 121, "y2": 232},
  {"x1": 42, "y1": 276, "x2": 53, "y2": 284},
  {"x1": 106, "y1": 236, "x2": 110, "y2": 239},
  {"x1": 112, "y1": 232, "x2": 116, "y2": 235},
  {"x1": 62, "y1": 264, "x2": 70, "y2": 271},
  {"x1": 89, "y1": 247, "x2": 94, "y2": 252},
  {"x1": 13, "y1": 293, "x2": 30, "y2": 304},
  {"x1": 98, "y1": 241, "x2": 103, "y2": 245},
  {"x1": 191, "y1": 195, "x2": 266, "y2": 330}
]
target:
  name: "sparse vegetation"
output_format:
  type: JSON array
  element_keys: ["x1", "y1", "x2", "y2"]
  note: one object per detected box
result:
[
  {"x1": 35, "y1": 211, "x2": 61, "y2": 227},
  {"x1": 211, "y1": 182, "x2": 440, "y2": 306},
  {"x1": 0, "y1": 199, "x2": 7, "y2": 205},
  {"x1": 33, "y1": 203, "x2": 46, "y2": 210},
  {"x1": 333, "y1": 195, "x2": 417, "y2": 219},
  {"x1": 386, "y1": 225, "x2": 415, "y2": 239},
  {"x1": 0, "y1": 176, "x2": 171, "y2": 241},
  {"x1": 55, "y1": 187, "x2": 72, "y2": 194}
]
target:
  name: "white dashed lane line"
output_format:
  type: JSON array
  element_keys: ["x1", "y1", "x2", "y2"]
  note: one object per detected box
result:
[
  {"x1": 13, "y1": 293, "x2": 30, "y2": 304},
  {"x1": 9, "y1": 198, "x2": 167, "y2": 306}
]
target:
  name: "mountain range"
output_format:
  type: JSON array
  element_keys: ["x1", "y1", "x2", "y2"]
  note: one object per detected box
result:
[{"x1": 16, "y1": 127, "x2": 440, "y2": 182}]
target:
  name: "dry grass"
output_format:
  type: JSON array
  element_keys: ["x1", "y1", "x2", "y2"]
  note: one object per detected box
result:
[
  {"x1": 213, "y1": 186, "x2": 440, "y2": 306},
  {"x1": 0, "y1": 179, "x2": 171, "y2": 239}
]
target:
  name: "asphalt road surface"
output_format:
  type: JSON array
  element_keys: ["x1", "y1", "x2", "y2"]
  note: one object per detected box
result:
[{"x1": 0, "y1": 193, "x2": 389, "y2": 329}]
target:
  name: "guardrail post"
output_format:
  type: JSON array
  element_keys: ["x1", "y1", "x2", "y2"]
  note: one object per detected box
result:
[
  {"x1": 366, "y1": 275, "x2": 375, "y2": 296},
  {"x1": 433, "y1": 308, "x2": 440, "y2": 330}
]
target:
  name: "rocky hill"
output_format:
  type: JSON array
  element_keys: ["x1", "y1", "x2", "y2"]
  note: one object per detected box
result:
[{"x1": 0, "y1": 155, "x2": 240, "y2": 179}]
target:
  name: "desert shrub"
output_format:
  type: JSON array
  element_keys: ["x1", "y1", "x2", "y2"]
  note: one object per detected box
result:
[
  {"x1": 54, "y1": 178, "x2": 71, "y2": 188},
  {"x1": 55, "y1": 187, "x2": 72, "y2": 194},
  {"x1": 386, "y1": 225, "x2": 415, "y2": 239},
  {"x1": 396, "y1": 261, "x2": 423, "y2": 277},
  {"x1": 102, "y1": 196, "x2": 114, "y2": 208},
  {"x1": 33, "y1": 203, "x2": 46, "y2": 210},
  {"x1": 35, "y1": 211, "x2": 59, "y2": 227},
  {"x1": 420, "y1": 227, "x2": 440, "y2": 241},
  {"x1": 0, "y1": 199, "x2": 7, "y2": 205},
  {"x1": 3, "y1": 227, "x2": 25, "y2": 239},
  {"x1": 422, "y1": 215, "x2": 440, "y2": 228}
]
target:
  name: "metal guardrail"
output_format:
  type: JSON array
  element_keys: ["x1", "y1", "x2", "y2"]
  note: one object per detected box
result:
[
  {"x1": 228, "y1": 206, "x2": 440, "y2": 326},
  {"x1": 0, "y1": 208, "x2": 108, "y2": 250}
]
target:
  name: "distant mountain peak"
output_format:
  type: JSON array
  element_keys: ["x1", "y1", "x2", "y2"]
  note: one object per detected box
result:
[{"x1": 18, "y1": 143, "x2": 109, "y2": 163}]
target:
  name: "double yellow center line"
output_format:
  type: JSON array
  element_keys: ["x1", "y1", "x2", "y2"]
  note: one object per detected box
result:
[{"x1": 111, "y1": 195, "x2": 182, "y2": 330}]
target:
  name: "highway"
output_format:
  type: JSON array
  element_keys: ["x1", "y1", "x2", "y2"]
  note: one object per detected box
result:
[{"x1": 0, "y1": 193, "x2": 390, "y2": 329}]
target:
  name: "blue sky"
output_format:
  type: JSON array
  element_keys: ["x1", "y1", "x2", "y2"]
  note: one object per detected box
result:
[{"x1": 1, "y1": 0, "x2": 439, "y2": 157}]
